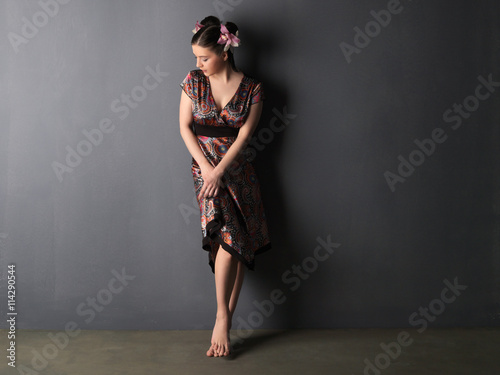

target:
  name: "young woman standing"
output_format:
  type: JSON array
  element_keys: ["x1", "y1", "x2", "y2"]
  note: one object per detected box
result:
[{"x1": 179, "y1": 16, "x2": 271, "y2": 357}]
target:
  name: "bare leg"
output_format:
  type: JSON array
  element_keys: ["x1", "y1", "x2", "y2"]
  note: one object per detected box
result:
[
  {"x1": 206, "y1": 246, "x2": 239, "y2": 357},
  {"x1": 228, "y1": 261, "x2": 245, "y2": 329}
]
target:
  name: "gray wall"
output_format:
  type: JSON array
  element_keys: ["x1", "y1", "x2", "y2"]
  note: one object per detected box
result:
[{"x1": 1, "y1": 0, "x2": 499, "y2": 331}]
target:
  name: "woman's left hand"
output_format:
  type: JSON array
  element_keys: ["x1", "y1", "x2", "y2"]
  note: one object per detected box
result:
[{"x1": 200, "y1": 164, "x2": 225, "y2": 198}]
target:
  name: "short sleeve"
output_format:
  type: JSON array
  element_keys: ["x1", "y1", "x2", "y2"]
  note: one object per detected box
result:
[
  {"x1": 250, "y1": 82, "x2": 265, "y2": 105},
  {"x1": 180, "y1": 71, "x2": 196, "y2": 100}
]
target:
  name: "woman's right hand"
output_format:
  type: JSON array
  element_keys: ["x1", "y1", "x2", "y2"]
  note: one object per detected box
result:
[{"x1": 200, "y1": 164, "x2": 225, "y2": 199}]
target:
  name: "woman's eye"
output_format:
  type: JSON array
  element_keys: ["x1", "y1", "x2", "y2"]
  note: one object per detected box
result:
[{"x1": 202, "y1": 59, "x2": 208, "y2": 62}]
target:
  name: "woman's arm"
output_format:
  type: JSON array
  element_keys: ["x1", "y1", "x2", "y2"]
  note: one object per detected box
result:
[
  {"x1": 180, "y1": 90, "x2": 228, "y2": 198},
  {"x1": 215, "y1": 101, "x2": 263, "y2": 175},
  {"x1": 180, "y1": 88, "x2": 263, "y2": 199},
  {"x1": 200, "y1": 101, "x2": 263, "y2": 198},
  {"x1": 179, "y1": 90, "x2": 212, "y2": 171}
]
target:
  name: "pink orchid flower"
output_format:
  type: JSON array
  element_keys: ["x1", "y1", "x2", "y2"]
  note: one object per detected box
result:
[
  {"x1": 217, "y1": 24, "x2": 240, "y2": 52},
  {"x1": 192, "y1": 21, "x2": 204, "y2": 34}
]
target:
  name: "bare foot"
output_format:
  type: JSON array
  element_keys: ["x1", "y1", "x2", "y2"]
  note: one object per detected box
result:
[{"x1": 207, "y1": 314, "x2": 231, "y2": 357}]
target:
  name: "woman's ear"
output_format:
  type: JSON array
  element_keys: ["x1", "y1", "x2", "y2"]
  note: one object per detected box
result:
[{"x1": 222, "y1": 51, "x2": 228, "y2": 61}]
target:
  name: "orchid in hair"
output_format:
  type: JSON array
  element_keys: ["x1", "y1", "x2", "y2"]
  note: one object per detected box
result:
[
  {"x1": 192, "y1": 21, "x2": 204, "y2": 34},
  {"x1": 217, "y1": 24, "x2": 240, "y2": 52}
]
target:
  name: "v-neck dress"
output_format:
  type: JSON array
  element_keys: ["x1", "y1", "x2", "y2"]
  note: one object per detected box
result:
[{"x1": 180, "y1": 69, "x2": 271, "y2": 273}]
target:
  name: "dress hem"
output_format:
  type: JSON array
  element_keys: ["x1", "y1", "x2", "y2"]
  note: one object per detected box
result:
[
  {"x1": 201, "y1": 216, "x2": 271, "y2": 273},
  {"x1": 205, "y1": 238, "x2": 272, "y2": 274}
]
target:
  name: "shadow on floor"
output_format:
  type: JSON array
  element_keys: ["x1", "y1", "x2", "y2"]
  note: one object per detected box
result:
[{"x1": 228, "y1": 329, "x2": 294, "y2": 359}]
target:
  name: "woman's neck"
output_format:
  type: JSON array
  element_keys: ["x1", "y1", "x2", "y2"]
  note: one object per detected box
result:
[{"x1": 210, "y1": 65, "x2": 239, "y2": 84}]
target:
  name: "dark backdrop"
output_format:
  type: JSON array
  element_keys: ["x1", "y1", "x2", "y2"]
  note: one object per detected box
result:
[{"x1": 1, "y1": 0, "x2": 499, "y2": 330}]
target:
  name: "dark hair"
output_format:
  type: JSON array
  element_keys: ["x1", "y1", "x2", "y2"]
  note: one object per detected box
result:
[{"x1": 191, "y1": 16, "x2": 239, "y2": 72}]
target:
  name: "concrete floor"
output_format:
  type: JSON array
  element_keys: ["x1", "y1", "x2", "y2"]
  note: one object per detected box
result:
[{"x1": 1, "y1": 328, "x2": 499, "y2": 375}]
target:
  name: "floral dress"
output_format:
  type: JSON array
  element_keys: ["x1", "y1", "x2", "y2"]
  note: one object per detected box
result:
[{"x1": 180, "y1": 69, "x2": 271, "y2": 273}]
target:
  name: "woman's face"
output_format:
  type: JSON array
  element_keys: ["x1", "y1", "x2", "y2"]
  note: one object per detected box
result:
[{"x1": 192, "y1": 44, "x2": 227, "y2": 76}]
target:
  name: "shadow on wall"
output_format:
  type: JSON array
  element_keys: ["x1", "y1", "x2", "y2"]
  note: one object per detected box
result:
[{"x1": 234, "y1": 22, "x2": 308, "y2": 330}]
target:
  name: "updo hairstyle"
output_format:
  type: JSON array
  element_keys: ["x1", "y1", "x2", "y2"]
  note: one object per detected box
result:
[{"x1": 191, "y1": 16, "x2": 239, "y2": 72}]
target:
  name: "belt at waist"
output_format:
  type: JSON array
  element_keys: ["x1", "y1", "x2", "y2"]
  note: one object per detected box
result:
[{"x1": 194, "y1": 124, "x2": 239, "y2": 137}]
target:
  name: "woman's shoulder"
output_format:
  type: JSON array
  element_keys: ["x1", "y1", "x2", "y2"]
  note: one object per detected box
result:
[
  {"x1": 239, "y1": 72, "x2": 264, "y2": 102},
  {"x1": 180, "y1": 70, "x2": 207, "y2": 99},
  {"x1": 189, "y1": 69, "x2": 204, "y2": 77},
  {"x1": 241, "y1": 72, "x2": 262, "y2": 88},
  {"x1": 184, "y1": 69, "x2": 205, "y2": 82}
]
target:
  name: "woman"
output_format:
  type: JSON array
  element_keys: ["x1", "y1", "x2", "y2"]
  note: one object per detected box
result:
[{"x1": 179, "y1": 16, "x2": 271, "y2": 357}]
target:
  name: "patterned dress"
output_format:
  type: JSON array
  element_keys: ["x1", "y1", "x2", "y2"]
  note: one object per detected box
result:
[{"x1": 180, "y1": 69, "x2": 271, "y2": 273}]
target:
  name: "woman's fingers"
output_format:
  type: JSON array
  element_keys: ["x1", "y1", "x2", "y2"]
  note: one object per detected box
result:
[
  {"x1": 200, "y1": 170, "x2": 225, "y2": 198},
  {"x1": 200, "y1": 184, "x2": 212, "y2": 199},
  {"x1": 200, "y1": 182, "x2": 221, "y2": 198},
  {"x1": 199, "y1": 165, "x2": 226, "y2": 199}
]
